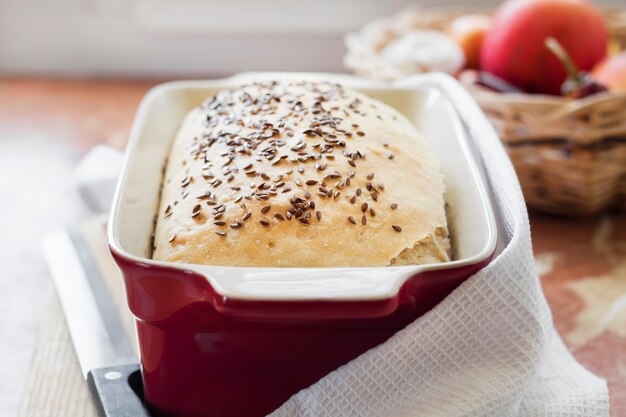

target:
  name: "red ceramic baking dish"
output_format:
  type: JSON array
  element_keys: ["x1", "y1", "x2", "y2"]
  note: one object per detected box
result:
[{"x1": 108, "y1": 73, "x2": 497, "y2": 417}]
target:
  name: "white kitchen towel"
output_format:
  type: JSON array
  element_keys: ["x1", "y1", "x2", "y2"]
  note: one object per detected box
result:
[
  {"x1": 268, "y1": 75, "x2": 609, "y2": 417},
  {"x1": 78, "y1": 74, "x2": 608, "y2": 417}
]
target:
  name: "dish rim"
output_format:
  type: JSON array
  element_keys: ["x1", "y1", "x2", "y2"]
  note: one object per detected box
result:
[{"x1": 107, "y1": 72, "x2": 497, "y2": 301}]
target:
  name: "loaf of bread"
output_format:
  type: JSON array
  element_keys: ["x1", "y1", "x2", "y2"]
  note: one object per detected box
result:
[{"x1": 153, "y1": 80, "x2": 450, "y2": 267}]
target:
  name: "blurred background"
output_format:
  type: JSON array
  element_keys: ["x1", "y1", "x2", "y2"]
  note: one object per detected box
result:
[
  {"x1": 0, "y1": 0, "x2": 620, "y2": 77},
  {"x1": 1, "y1": 1, "x2": 625, "y2": 417}
]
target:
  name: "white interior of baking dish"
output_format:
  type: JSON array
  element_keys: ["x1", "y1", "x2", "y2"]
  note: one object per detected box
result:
[{"x1": 108, "y1": 73, "x2": 497, "y2": 301}]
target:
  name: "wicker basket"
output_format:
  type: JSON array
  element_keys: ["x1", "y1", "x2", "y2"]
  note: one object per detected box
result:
[{"x1": 345, "y1": 8, "x2": 626, "y2": 215}]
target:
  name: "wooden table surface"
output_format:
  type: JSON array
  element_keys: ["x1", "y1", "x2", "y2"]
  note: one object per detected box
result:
[{"x1": 2, "y1": 78, "x2": 625, "y2": 416}]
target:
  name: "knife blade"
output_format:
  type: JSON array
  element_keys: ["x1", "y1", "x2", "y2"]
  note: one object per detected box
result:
[{"x1": 41, "y1": 228, "x2": 151, "y2": 417}]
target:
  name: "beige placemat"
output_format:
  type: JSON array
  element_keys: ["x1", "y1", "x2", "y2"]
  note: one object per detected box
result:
[{"x1": 19, "y1": 218, "x2": 135, "y2": 417}]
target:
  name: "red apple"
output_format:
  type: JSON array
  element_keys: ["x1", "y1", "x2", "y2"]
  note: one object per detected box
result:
[
  {"x1": 481, "y1": 0, "x2": 608, "y2": 95},
  {"x1": 592, "y1": 51, "x2": 626, "y2": 93}
]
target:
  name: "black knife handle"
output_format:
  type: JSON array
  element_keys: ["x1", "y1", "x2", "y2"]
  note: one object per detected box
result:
[{"x1": 87, "y1": 363, "x2": 152, "y2": 417}]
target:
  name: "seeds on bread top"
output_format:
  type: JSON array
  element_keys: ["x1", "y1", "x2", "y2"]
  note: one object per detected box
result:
[{"x1": 153, "y1": 80, "x2": 448, "y2": 267}]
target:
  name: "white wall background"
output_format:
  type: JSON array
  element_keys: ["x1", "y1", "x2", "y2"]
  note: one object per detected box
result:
[{"x1": 0, "y1": 0, "x2": 621, "y2": 76}]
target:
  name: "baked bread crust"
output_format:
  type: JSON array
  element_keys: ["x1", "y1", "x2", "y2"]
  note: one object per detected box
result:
[{"x1": 153, "y1": 80, "x2": 449, "y2": 267}]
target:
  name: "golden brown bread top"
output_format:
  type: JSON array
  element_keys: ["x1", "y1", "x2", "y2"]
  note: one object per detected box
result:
[{"x1": 153, "y1": 80, "x2": 448, "y2": 267}]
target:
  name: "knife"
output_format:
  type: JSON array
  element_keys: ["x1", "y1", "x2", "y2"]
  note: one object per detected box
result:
[{"x1": 41, "y1": 228, "x2": 151, "y2": 417}]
